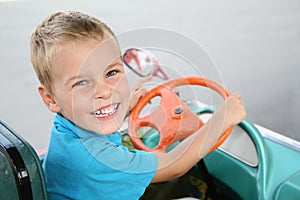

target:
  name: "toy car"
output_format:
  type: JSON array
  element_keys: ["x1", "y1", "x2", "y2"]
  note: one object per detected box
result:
[{"x1": 1, "y1": 48, "x2": 299, "y2": 200}]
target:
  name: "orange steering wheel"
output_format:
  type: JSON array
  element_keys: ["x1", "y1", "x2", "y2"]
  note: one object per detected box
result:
[{"x1": 128, "y1": 76, "x2": 233, "y2": 152}]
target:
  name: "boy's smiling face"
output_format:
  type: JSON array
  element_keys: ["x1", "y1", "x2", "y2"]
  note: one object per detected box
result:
[{"x1": 40, "y1": 37, "x2": 130, "y2": 134}]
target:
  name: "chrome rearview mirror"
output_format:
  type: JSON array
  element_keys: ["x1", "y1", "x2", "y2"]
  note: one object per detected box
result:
[
  {"x1": 123, "y1": 48, "x2": 170, "y2": 81},
  {"x1": 123, "y1": 48, "x2": 153, "y2": 77}
]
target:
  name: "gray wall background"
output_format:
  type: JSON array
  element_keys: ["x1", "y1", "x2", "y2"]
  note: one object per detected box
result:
[{"x1": 0, "y1": 0, "x2": 299, "y2": 150}]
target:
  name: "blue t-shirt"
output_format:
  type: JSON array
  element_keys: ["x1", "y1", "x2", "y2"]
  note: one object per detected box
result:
[{"x1": 43, "y1": 114, "x2": 158, "y2": 200}]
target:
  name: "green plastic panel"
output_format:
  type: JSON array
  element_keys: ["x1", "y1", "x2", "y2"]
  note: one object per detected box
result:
[
  {"x1": 0, "y1": 121, "x2": 48, "y2": 200},
  {"x1": 0, "y1": 151, "x2": 19, "y2": 200},
  {"x1": 275, "y1": 171, "x2": 300, "y2": 200}
]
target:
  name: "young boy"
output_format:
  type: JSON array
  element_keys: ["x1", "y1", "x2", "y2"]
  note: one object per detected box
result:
[{"x1": 30, "y1": 10, "x2": 246, "y2": 200}]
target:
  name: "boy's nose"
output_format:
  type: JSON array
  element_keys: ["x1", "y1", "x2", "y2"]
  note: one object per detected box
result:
[{"x1": 94, "y1": 79, "x2": 112, "y2": 99}]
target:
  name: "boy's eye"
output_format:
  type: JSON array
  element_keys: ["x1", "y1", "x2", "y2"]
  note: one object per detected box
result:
[
  {"x1": 106, "y1": 70, "x2": 119, "y2": 78},
  {"x1": 72, "y1": 80, "x2": 89, "y2": 87}
]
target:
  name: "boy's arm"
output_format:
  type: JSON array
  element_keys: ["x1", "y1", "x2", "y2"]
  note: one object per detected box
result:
[{"x1": 151, "y1": 93, "x2": 246, "y2": 183}]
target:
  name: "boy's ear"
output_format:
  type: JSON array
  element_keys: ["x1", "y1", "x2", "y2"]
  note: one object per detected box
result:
[{"x1": 38, "y1": 85, "x2": 61, "y2": 113}]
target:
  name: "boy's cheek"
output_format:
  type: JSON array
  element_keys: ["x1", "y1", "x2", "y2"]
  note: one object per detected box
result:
[{"x1": 117, "y1": 76, "x2": 130, "y2": 93}]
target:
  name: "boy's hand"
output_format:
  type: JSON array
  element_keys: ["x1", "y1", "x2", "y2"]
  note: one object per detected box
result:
[
  {"x1": 217, "y1": 93, "x2": 246, "y2": 127},
  {"x1": 128, "y1": 76, "x2": 152, "y2": 111}
]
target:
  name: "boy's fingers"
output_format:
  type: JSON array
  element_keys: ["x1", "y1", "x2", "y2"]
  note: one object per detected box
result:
[
  {"x1": 229, "y1": 92, "x2": 245, "y2": 108},
  {"x1": 231, "y1": 92, "x2": 241, "y2": 99}
]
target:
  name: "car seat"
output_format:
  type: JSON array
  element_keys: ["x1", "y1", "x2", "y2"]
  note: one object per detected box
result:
[{"x1": 0, "y1": 120, "x2": 47, "y2": 200}]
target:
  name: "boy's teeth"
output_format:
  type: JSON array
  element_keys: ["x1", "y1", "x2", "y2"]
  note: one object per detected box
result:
[{"x1": 94, "y1": 104, "x2": 118, "y2": 116}]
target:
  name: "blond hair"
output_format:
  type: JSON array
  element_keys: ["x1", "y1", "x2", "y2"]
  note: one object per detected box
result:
[{"x1": 30, "y1": 10, "x2": 115, "y2": 94}]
